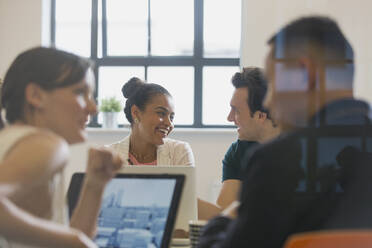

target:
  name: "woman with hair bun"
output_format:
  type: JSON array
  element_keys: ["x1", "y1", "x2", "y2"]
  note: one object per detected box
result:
[{"x1": 109, "y1": 77, "x2": 194, "y2": 166}]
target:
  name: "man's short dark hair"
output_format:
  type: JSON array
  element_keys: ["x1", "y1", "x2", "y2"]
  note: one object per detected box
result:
[
  {"x1": 231, "y1": 67, "x2": 269, "y2": 117},
  {"x1": 268, "y1": 16, "x2": 354, "y2": 61}
]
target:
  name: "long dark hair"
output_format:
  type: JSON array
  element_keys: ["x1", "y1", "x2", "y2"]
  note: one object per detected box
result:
[{"x1": 0, "y1": 47, "x2": 93, "y2": 129}]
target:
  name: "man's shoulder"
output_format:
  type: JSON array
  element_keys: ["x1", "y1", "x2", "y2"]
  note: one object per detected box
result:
[
  {"x1": 239, "y1": 132, "x2": 304, "y2": 177},
  {"x1": 228, "y1": 139, "x2": 258, "y2": 153},
  {"x1": 251, "y1": 132, "x2": 300, "y2": 159}
]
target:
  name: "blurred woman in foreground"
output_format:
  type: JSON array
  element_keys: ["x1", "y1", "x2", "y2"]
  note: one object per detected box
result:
[{"x1": 0, "y1": 47, "x2": 122, "y2": 247}]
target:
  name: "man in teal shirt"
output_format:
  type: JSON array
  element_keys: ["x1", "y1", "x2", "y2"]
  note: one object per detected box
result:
[
  {"x1": 199, "y1": 68, "x2": 280, "y2": 219},
  {"x1": 218, "y1": 67, "x2": 280, "y2": 208}
]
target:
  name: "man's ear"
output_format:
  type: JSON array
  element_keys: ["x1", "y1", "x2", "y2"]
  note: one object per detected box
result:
[
  {"x1": 24, "y1": 83, "x2": 47, "y2": 109},
  {"x1": 298, "y1": 57, "x2": 317, "y2": 90},
  {"x1": 253, "y1": 111, "x2": 267, "y2": 122}
]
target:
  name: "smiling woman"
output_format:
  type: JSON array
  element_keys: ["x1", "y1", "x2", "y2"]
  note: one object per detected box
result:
[
  {"x1": 0, "y1": 47, "x2": 123, "y2": 248},
  {"x1": 108, "y1": 77, "x2": 195, "y2": 166}
]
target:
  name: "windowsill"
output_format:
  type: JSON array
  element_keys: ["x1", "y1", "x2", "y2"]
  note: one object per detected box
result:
[{"x1": 86, "y1": 127, "x2": 237, "y2": 135}]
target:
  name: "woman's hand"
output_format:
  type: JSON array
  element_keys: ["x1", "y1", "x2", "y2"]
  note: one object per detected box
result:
[
  {"x1": 85, "y1": 147, "x2": 123, "y2": 188},
  {"x1": 70, "y1": 147, "x2": 123, "y2": 237}
]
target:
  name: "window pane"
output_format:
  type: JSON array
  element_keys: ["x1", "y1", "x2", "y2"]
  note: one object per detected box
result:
[
  {"x1": 147, "y1": 67, "x2": 194, "y2": 125},
  {"x1": 151, "y1": 0, "x2": 193, "y2": 56},
  {"x1": 55, "y1": 0, "x2": 91, "y2": 57},
  {"x1": 204, "y1": 0, "x2": 241, "y2": 58},
  {"x1": 106, "y1": 0, "x2": 148, "y2": 56},
  {"x1": 98, "y1": 67, "x2": 145, "y2": 125},
  {"x1": 98, "y1": 0, "x2": 102, "y2": 58},
  {"x1": 203, "y1": 66, "x2": 239, "y2": 125}
]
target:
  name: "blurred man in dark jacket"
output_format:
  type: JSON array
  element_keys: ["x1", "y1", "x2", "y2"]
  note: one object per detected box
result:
[{"x1": 199, "y1": 16, "x2": 372, "y2": 248}]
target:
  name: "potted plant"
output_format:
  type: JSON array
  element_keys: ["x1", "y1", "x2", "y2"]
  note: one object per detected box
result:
[{"x1": 100, "y1": 97, "x2": 122, "y2": 128}]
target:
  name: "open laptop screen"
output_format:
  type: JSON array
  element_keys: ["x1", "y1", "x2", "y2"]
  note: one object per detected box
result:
[
  {"x1": 68, "y1": 173, "x2": 184, "y2": 248},
  {"x1": 118, "y1": 166, "x2": 197, "y2": 231}
]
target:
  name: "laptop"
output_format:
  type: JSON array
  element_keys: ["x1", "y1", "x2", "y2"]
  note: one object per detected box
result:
[
  {"x1": 119, "y1": 166, "x2": 198, "y2": 232},
  {"x1": 68, "y1": 173, "x2": 184, "y2": 248}
]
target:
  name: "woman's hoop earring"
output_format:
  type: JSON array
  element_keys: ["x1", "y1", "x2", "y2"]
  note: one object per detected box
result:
[{"x1": 134, "y1": 118, "x2": 139, "y2": 124}]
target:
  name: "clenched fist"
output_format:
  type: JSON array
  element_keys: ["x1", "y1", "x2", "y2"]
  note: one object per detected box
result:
[{"x1": 85, "y1": 147, "x2": 123, "y2": 188}]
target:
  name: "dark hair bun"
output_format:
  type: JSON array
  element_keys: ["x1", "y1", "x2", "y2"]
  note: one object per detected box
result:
[
  {"x1": 122, "y1": 77, "x2": 145, "y2": 99},
  {"x1": 232, "y1": 71, "x2": 244, "y2": 83}
]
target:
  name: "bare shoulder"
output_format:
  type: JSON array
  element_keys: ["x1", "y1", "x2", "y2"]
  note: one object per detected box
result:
[
  {"x1": 8, "y1": 130, "x2": 68, "y2": 157},
  {"x1": 1, "y1": 130, "x2": 69, "y2": 177}
]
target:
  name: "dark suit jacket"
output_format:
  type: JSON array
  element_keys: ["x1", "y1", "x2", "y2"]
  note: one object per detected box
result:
[{"x1": 199, "y1": 99, "x2": 372, "y2": 248}]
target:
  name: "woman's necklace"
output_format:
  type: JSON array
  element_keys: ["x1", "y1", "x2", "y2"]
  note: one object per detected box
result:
[{"x1": 129, "y1": 144, "x2": 156, "y2": 163}]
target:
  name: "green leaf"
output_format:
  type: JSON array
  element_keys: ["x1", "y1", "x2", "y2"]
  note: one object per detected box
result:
[{"x1": 99, "y1": 97, "x2": 122, "y2": 112}]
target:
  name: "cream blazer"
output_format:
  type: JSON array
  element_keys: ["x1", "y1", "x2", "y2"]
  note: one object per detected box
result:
[{"x1": 108, "y1": 135, "x2": 195, "y2": 166}]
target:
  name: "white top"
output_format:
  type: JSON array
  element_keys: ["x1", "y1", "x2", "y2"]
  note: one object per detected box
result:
[
  {"x1": 0, "y1": 125, "x2": 67, "y2": 248},
  {"x1": 108, "y1": 135, "x2": 195, "y2": 166}
]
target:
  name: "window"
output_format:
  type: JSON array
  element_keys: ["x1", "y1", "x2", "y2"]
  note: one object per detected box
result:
[{"x1": 52, "y1": 0, "x2": 241, "y2": 127}]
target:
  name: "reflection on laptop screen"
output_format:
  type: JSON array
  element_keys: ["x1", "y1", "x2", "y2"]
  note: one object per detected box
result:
[
  {"x1": 68, "y1": 173, "x2": 184, "y2": 248},
  {"x1": 119, "y1": 166, "x2": 197, "y2": 231}
]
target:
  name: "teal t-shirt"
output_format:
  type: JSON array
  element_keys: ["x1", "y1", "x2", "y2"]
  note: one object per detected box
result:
[{"x1": 222, "y1": 140, "x2": 258, "y2": 182}]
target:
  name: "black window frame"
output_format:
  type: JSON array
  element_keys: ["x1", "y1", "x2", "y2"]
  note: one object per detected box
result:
[{"x1": 51, "y1": 0, "x2": 240, "y2": 128}]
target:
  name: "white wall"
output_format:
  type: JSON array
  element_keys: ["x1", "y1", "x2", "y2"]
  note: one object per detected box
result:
[
  {"x1": 241, "y1": 0, "x2": 372, "y2": 103},
  {"x1": 0, "y1": 0, "x2": 49, "y2": 78}
]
